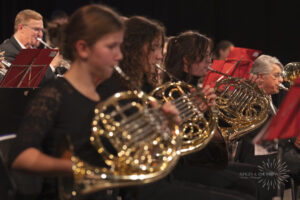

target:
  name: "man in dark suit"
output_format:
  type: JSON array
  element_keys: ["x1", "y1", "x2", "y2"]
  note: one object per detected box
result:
[
  {"x1": 0, "y1": 9, "x2": 58, "y2": 200},
  {"x1": 0, "y1": 9, "x2": 56, "y2": 86}
]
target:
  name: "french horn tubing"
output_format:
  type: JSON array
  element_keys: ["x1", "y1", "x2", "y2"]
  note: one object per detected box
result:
[
  {"x1": 60, "y1": 66, "x2": 181, "y2": 199},
  {"x1": 207, "y1": 66, "x2": 270, "y2": 142},
  {"x1": 151, "y1": 64, "x2": 218, "y2": 155},
  {"x1": 282, "y1": 62, "x2": 300, "y2": 86}
]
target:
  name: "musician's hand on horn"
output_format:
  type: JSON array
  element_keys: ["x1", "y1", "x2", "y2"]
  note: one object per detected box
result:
[
  {"x1": 50, "y1": 49, "x2": 63, "y2": 69},
  {"x1": 191, "y1": 85, "x2": 216, "y2": 112},
  {"x1": 248, "y1": 73, "x2": 263, "y2": 88},
  {"x1": 150, "y1": 101, "x2": 181, "y2": 124},
  {"x1": 0, "y1": 51, "x2": 5, "y2": 69},
  {"x1": 202, "y1": 85, "x2": 217, "y2": 107}
]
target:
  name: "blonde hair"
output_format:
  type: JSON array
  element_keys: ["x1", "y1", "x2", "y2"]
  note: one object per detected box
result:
[{"x1": 14, "y1": 9, "x2": 43, "y2": 32}]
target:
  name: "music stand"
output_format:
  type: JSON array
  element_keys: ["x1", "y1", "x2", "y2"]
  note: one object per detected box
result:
[
  {"x1": 202, "y1": 47, "x2": 261, "y2": 88},
  {"x1": 0, "y1": 49, "x2": 58, "y2": 88}
]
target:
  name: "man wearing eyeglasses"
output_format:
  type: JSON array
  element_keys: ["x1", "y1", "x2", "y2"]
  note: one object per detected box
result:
[
  {"x1": 236, "y1": 54, "x2": 284, "y2": 162},
  {"x1": 0, "y1": 10, "x2": 56, "y2": 199},
  {"x1": 250, "y1": 55, "x2": 283, "y2": 96},
  {"x1": 0, "y1": 9, "x2": 56, "y2": 85},
  {"x1": 0, "y1": 9, "x2": 43, "y2": 62},
  {"x1": 233, "y1": 55, "x2": 299, "y2": 200}
]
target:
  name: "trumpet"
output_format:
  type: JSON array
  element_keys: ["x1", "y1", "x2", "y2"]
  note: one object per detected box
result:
[
  {"x1": 37, "y1": 37, "x2": 54, "y2": 49},
  {"x1": 37, "y1": 37, "x2": 71, "y2": 71}
]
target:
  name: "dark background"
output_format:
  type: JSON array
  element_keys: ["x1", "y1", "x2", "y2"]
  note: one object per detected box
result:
[{"x1": 1, "y1": 0, "x2": 299, "y2": 65}]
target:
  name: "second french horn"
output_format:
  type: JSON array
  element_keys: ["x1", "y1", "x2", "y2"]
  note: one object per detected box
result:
[{"x1": 151, "y1": 64, "x2": 218, "y2": 155}]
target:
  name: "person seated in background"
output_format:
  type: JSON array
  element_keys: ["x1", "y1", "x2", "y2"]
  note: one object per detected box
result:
[
  {"x1": 45, "y1": 23, "x2": 70, "y2": 76},
  {"x1": 235, "y1": 54, "x2": 286, "y2": 200},
  {"x1": 212, "y1": 40, "x2": 234, "y2": 60},
  {"x1": 164, "y1": 30, "x2": 256, "y2": 199},
  {"x1": 0, "y1": 9, "x2": 59, "y2": 85},
  {"x1": 0, "y1": 9, "x2": 44, "y2": 61},
  {"x1": 48, "y1": 9, "x2": 68, "y2": 27},
  {"x1": 237, "y1": 55, "x2": 283, "y2": 158}
]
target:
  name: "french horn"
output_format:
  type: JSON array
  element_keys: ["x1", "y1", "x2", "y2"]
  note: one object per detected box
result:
[
  {"x1": 151, "y1": 64, "x2": 218, "y2": 155},
  {"x1": 59, "y1": 66, "x2": 181, "y2": 199},
  {"x1": 207, "y1": 66, "x2": 270, "y2": 142},
  {"x1": 282, "y1": 62, "x2": 300, "y2": 85},
  {"x1": 278, "y1": 62, "x2": 300, "y2": 91}
]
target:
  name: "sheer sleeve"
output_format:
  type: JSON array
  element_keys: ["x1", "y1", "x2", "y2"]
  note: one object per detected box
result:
[{"x1": 8, "y1": 84, "x2": 63, "y2": 167}]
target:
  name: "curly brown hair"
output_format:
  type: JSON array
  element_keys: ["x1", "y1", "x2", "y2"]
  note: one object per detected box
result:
[
  {"x1": 119, "y1": 16, "x2": 165, "y2": 89},
  {"x1": 164, "y1": 30, "x2": 212, "y2": 82}
]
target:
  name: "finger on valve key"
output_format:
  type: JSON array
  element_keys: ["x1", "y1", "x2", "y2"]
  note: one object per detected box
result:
[{"x1": 202, "y1": 85, "x2": 217, "y2": 107}]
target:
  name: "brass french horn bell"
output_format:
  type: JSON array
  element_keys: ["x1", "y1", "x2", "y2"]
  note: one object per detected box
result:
[
  {"x1": 60, "y1": 66, "x2": 181, "y2": 199},
  {"x1": 207, "y1": 66, "x2": 270, "y2": 142},
  {"x1": 151, "y1": 64, "x2": 218, "y2": 155},
  {"x1": 282, "y1": 62, "x2": 300, "y2": 85}
]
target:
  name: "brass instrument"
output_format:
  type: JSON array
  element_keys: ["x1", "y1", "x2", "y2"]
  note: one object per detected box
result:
[
  {"x1": 37, "y1": 37, "x2": 71, "y2": 71},
  {"x1": 207, "y1": 66, "x2": 270, "y2": 142},
  {"x1": 1, "y1": 59, "x2": 11, "y2": 68},
  {"x1": 151, "y1": 64, "x2": 218, "y2": 155},
  {"x1": 282, "y1": 62, "x2": 300, "y2": 85},
  {"x1": 37, "y1": 37, "x2": 54, "y2": 49},
  {"x1": 279, "y1": 83, "x2": 288, "y2": 91},
  {"x1": 0, "y1": 52, "x2": 11, "y2": 76},
  {"x1": 61, "y1": 66, "x2": 181, "y2": 199}
]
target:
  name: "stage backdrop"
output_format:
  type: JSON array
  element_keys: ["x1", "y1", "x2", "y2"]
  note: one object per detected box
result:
[{"x1": 1, "y1": 0, "x2": 299, "y2": 64}]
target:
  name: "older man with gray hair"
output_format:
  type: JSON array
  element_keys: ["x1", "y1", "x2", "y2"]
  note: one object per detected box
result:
[
  {"x1": 250, "y1": 54, "x2": 283, "y2": 95},
  {"x1": 234, "y1": 55, "x2": 295, "y2": 200}
]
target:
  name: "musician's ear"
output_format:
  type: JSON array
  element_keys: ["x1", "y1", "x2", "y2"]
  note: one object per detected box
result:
[
  {"x1": 257, "y1": 73, "x2": 264, "y2": 78},
  {"x1": 75, "y1": 40, "x2": 89, "y2": 59},
  {"x1": 17, "y1": 23, "x2": 25, "y2": 31}
]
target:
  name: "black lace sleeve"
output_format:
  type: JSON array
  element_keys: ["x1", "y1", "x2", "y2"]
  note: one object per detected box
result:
[{"x1": 8, "y1": 84, "x2": 62, "y2": 166}]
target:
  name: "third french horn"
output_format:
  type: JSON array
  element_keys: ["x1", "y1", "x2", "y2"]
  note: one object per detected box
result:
[{"x1": 207, "y1": 66, "x2": 270, "y2": 142}]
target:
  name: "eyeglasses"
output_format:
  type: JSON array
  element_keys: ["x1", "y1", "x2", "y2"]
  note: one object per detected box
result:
[
  {"x1": 272, "y1": 73, "x2": 283, "y2": 79},
  {"x1": 23, "y1": 24, "x2": 44, "y2": 32}
]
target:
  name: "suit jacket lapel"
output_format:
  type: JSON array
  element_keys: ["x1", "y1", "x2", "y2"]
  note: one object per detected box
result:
[{"x1": 10, "y1": 36, "x2": 23, "y2": 53}]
